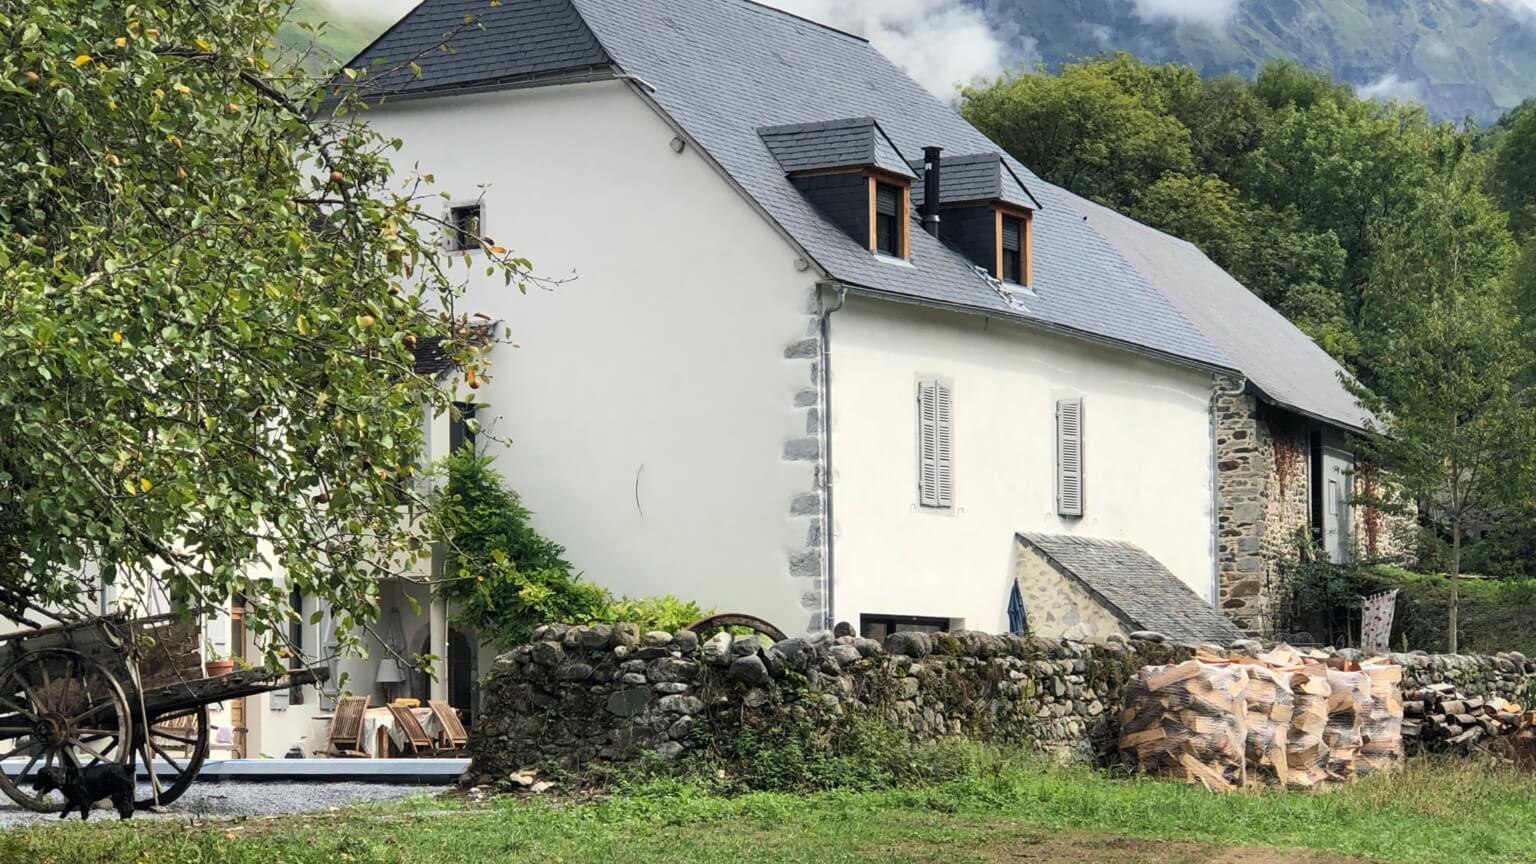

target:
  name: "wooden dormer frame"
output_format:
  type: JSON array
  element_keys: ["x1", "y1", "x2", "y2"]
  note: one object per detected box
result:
[
  {"x1": 865, "y1": 168, "x2": 911, "y2": 259},
  {"x1": 993, "y1": 203, "x2": 1033, "y2": 287}
]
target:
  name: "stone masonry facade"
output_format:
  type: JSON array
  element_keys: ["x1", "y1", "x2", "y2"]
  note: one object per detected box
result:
[
  {"x1": 468, "y1": 623, "x2": 1536, "y2": 783},
  {"x1": 1215, "y1": 386, "x2": 1308, "y2": 636},
  {"x1": 1216, "y1": 386, "x2": 1417, "y2": 637}
]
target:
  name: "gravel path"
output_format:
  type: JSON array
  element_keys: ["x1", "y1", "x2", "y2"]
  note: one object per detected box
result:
[{"x1": 0, "y1": 782, "x2": 442, "y2": 827}]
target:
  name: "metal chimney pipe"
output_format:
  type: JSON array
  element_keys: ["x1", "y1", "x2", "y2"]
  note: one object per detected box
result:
[{"x1": 921, "y1": 146, "x2": 943, "y2": 238}]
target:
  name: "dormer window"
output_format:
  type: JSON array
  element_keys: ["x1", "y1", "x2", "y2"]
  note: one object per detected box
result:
[
  {"x1": 873, "y1": 180, "x2": 907, "y2": 257},
  {"x1": 910, "y1": 152, "x2": 1040, "y2": 287},
  {"x1": 759, "y1": 117, "x2": 917, "y2": 260},
  {"x1": 999, "y1": 211, "x2": 1029, "y2": 285}
]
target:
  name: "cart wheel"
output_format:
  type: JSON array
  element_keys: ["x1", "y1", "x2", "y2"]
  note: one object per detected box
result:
[
  {"x1": 0, "y1": 648, "x2": 133, "y2": 813},
  {"x1": 687, "y1": 613, "x2": 788, "y2": 645},
  {"x1": 133, "y1": 706, "x2": 209, "y2": 809}
]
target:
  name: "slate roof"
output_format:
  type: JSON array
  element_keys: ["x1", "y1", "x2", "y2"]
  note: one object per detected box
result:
[
  {"x1": 339, "y1": 0, "x2": 611, "y2": 97},
  {"x1": 909, "y1": 153, "x2": 1036, "y2": 211},
  {"x1": 1076, "y1": 197, "x2": 1373, "y2": 432},
  {"x1": 340, "y1": 0, "x2": 1235, "y2": 372},
  {"x1": 759, "y1": 118, "x2": 916, "y2": 179},
  {"x1": 1017, "y1": 533, "x2": 1245, "y2": 645}
]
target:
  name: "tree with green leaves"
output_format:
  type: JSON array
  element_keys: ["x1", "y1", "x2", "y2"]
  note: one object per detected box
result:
[
  {"x1": 0, "y1": 0, "x2": 526, "y2": 657},
  {"x1": 1350, "y1": 173, "x2": 1530, "y2": 652}
]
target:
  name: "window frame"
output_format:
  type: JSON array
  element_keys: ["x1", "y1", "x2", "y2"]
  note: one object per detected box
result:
[
  {"x1": 859, "y1": 614, "x2": 952, "y2": 642},
  {"x1": 993, "y1": 205, "x2": 1033, "y2": 286},
  {"x1": 866, "y1": 173, "x2": 910, "y2": 258},
  {"x1": 445, "y1": 201, "x2": 486, "y2": 252}
]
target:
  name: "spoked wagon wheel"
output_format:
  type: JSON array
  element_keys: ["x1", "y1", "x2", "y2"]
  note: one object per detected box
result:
[
  {"x1": 687, "y1": 613, "x2": 788, "y2": 645},
  {"x1": 0, "y1": 648, "x2": 133, "y2": 813},
  {"x1": 133, "y1": 706, "x2": 209, "y2": 809}
]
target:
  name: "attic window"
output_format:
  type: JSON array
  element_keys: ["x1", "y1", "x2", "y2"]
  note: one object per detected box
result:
[
  {"x1": 871, "y1": 179, "x2": 909, "y2": 258},
  {"x1": 447, "y1": 203, "x2": 483, "y2": 252},
  {"x1": 995, "y1": 207, "x2": 1032, "y2": 286},
  {"x1": 1001, "y1": 215, "x2": 1023, "y2": 283}
]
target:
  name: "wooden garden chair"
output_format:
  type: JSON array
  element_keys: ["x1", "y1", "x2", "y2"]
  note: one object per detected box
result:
[
  {"x1": 388, "y1": 704, "x2": 437, "y2": 757},
  {"x1": 428, "y1": 699, "x2": 469, "y2": 754},
  {"x1": 328, "y1": 695, "x2": 371, "y2": 757}
]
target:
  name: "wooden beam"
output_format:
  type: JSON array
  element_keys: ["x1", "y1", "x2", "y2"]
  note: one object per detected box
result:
[
  {"x1": 994, "y1": 206, "x2": 1003, "y2": 278},
  {"x1": 1024, "y1": 211, "x2": 1034, "y2": 287},
  {"x1": 900, "y1": 184, "x2": 911, "y2": 258},
  {"x1": 867, "y1": 175, "x2": 877, "y2": 251}
]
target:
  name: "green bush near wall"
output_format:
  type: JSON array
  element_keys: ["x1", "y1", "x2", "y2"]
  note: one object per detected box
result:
[{"x1": 1287, "y1": 560, "x2": 1536, "y2": 655}]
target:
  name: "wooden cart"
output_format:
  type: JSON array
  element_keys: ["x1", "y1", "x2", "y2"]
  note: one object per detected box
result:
[{"x1": 0, "y1": 611, "x2": 326, "y2": 812}]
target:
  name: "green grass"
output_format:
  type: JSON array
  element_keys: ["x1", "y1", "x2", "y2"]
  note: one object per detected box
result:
[{"x1": 8, "y1": 756, "x2": 1536, "y2": 863}]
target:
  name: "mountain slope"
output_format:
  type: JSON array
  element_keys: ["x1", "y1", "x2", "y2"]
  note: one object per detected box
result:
[{"x1": 974, "y1": 0, "x2": 1536, "y2": 122}]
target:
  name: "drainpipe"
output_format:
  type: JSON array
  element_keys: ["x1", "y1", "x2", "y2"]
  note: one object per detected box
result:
[
  {"x1": 1209, "y1": 375, "x2": 1248, "y2": 610},
  {"x1": 817, "y1": 281, "x2": 848, "y2": 630}
]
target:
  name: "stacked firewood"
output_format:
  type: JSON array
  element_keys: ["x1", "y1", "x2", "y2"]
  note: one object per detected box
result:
[
  {"x1": 1119, "y1": 646, "x2": 1405, "y2": 792},
  {"x1": 1359, "y1": 663, "x2": 1405, "y2": 774},
  {"x1": 1402, "y1": 682, "x2": 1529, "y2": 748},
  {"x1": 1118, "y1": 660, "x2": 1249, "y2": 791}
]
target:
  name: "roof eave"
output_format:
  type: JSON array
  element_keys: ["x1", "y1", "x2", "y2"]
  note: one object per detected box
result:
[
  {"x1": 836, "y1": 281, "x2": 1240, "y2": 378},
  {"x1": 316, "y1": 65, "x2": 623, "y2": 113}
]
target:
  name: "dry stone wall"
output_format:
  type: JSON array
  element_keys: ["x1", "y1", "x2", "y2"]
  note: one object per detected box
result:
[{"x1": 468, "y1": 623, "x2": 1536, "y2": 784}]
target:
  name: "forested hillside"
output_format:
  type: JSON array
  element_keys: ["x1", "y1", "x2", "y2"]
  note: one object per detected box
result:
[{"x1": 973, "y1": 0, "x2": 1536, "y2": 123}]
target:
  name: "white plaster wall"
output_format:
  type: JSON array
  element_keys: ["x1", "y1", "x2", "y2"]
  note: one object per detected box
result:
[
  {"x1": 363, "y1": 81, "x2": 822, "y2": 632},
  {"x1": 829, "y1": 295, "x2": 1216, "y2": 633}
]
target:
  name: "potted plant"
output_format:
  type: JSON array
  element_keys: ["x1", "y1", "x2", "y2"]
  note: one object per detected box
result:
[{"x1": 204, "y1": 643, "x2": 236, "y2": 678}]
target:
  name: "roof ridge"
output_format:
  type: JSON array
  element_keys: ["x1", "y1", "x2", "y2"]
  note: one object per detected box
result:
[{"x1": 732, "y1": 0, "x2": 869, "y2": 44}]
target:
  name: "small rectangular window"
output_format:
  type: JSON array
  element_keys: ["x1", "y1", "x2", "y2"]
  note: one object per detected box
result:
[
  {"x1": 447, "y1": 204, "x2": 482, "y2": 251},
  {"x1": 449, "y1": 401, "x2": 478, "y2": 455},
  {"x1": 859, "y1": 614, "x2": 950, "y2": 642},
  {"x1": 875, "y1": 182, "x2": 901, "y2": 256},
  {"x1": 917, "y1": 379, "x2": 953, "y2": 509},
  {"x1": 1056, "y1": 397, "x2": 1083, "y2": 517},
  {"x1": 1001, "y1": 215, "x2": 1024, "y2": 283}
]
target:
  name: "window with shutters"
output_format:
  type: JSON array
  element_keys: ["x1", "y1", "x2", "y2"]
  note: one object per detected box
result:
[
  {"x1": 1001, "y1": 216, "x2": 1024, "y2": 283},
  {"x1": 874, "y1": 181, "x2": 904, "y2": 257},
  {"x1": 1056, "y1": 398, "x2": 1083, "y2": 517},
  {"x1": 917, "y1": 378, "x2": 954, "y2": 509}
]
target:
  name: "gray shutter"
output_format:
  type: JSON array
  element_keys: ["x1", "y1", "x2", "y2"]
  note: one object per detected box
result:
[
  {"x1": 918, "y1": 381, "x2": 940, "y2": 507},
  {"x1": 1056, "y1": 398, "x2": 1083, "y2": 516},
  {"x1": 917, "y1": 380, "x2": 954, "y2": 509},
  {"x1": 934, "y1": 382, "x2": 953, "y2": 507}
]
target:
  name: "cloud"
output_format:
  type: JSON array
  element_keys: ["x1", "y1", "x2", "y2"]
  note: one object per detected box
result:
[
  {"x1": 1129, "y1": 0, "x2": 1243, "y2": 28},
  {"x1": 1481, "y1": 0, "x2": 1536, "y2": 16},
  {"x1": 1356, "y1": 73, "x2": 1426, "y2": 105},
  {"x1": 312, "y1": 0, "x2": 416, "y2": 21},
  {"x1": 756, "y1": 0, "x2": 1007, "y2": 99}
]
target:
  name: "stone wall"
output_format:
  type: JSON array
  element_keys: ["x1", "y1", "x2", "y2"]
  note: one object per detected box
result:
[
  {"x1": 1214, "y1": 388, "x2": 1297, "y2": 635},
  {"x1": 468, "y1": 623, "x2": 1536, "y2": 783}
]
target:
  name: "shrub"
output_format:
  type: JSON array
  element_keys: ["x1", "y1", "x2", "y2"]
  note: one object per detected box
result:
[{"x1": 432, "y1": 448, "x2": 710, "y2": 647}]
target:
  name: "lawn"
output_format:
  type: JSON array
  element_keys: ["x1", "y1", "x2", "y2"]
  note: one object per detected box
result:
[{"x1": 5, "y1": 757, "x2": 1534, "y2": 864}]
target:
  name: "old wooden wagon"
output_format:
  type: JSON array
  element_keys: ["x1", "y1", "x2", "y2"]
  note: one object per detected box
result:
[{"x1": 0, "y1": 611, "x2": 326, "y2": 812}]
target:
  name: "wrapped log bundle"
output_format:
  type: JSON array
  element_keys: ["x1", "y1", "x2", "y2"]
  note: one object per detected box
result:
[
  {"x1": 1322, "y1": 669, "x2": 1370, "y2": 782},
  {"x1": 1241, "y1": 664, "x2": 1294, "y2": 788},
  {"x1": 1119, "y1": 661, "x2": 1249, "y2": 791},
  {"x1": 1359, "y1": 662, "x2": 1405, "y2": 775},
  {"x1": 1281, "y1": 668, "x2": 1333, "y2": 789}
]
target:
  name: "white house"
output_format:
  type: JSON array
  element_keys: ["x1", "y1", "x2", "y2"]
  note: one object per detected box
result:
[
  {"x1": 327, "y1": 0, "x2": 1270, "y2": 645},
  {"x1": 10, "y1": 0, "x2": 1388, "y2": 763}
]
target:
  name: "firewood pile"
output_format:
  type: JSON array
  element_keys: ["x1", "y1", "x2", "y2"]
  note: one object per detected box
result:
[
  {"x1": 1118, "y1": 645, "x2": 1403, "y2": 792},
  {"x1": 1402, "y1": 682, "x2": 1532, "y2": 749}
]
